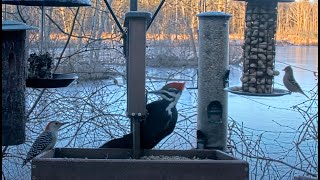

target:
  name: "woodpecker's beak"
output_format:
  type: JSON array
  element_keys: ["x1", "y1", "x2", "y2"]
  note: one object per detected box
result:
[
  {"x1": 61, "y1": 122, "x2": 69, "y2": 125},
  {"x1": 148, "y1": 90, "x2": 164, "y2": 95}
]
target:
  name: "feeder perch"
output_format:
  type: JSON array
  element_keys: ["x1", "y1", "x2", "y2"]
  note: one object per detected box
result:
[
  {"x1": 2, "y1": 20, "x2": 38, "y2": 146},
  {"x1": 224, "y1": 86, "x2": 291, "y2": 97},
  {"x1": 32, "y1": 148, "x2": 249, "y2": 180},
  {"x1": 26, "y1": 73, "x2": 78, "y2": 88},
  {"x1": 228, "y1": 0, "x2": 294, "y2": 97}
]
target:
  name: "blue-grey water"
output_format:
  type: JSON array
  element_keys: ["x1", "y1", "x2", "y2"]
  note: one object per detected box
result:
[{"x1": 2, "y1": 46, "x2": 318, "y2": 180}]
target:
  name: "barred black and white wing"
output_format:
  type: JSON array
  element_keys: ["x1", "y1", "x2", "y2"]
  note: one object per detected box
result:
[{"x1": 22, "y1": 131, "x2": 55, "y2": 166}]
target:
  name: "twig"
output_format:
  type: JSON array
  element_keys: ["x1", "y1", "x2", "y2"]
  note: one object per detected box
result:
[{"x1": 54, "y1": 7, "x2": 80, "y2": 72}]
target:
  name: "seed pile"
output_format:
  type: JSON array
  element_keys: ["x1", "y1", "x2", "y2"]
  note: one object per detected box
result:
[
  {"x1": 27, "y1": 52, "x2": 53, "y2": 79},
  {"x1": 140, "y1": 155, "x2": 202, "y2": 160},
  {"x1": 241, "y1": 1, "x2": 279, "y2": 94}
]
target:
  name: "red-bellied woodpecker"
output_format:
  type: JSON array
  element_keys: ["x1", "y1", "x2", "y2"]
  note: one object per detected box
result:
[{"x1": 22, "y1": 121, "x2": 68, "y2": 167}]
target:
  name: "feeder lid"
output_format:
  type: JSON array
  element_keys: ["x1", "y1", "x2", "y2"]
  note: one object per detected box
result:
[
  {"x1": 2, "y1": 0, "x2": 91, "y2": 7},
  {"x1": 2, "y1": 20, "x2": 38, "y2": 31},
  {"x1": 124, "y1": 11, "x2": 152, "y2": 27},
  {"x1": 197, "y1": 12, "x2": 232, "y2": 18},
  {"x1": 233, "y1": 0, "x2": 295, "y2": 2},
  {"x1": 224, "y1": 86, "x2": 291, "y2": 97},
  {"x1": 125, "y1": 11, "x2": 152, "y2": 19}
]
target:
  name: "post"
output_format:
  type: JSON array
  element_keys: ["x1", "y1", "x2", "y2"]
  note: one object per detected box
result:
[
  {"x1": 197, "y1": 12, "x2": 231, "y2": 151},
  {"x1": 125, "y1": 12, "x2": 151, "y2": 158},
  {"x1": 130, "y1": 0, "x2": 138, "y2": 11}
]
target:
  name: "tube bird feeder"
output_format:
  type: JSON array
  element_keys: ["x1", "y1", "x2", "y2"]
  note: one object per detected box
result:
[
  {"x1": 197, "y1": 12, "x2": 231, "y2": 151},
  {"x1": 2, "y1": 20, "x2": 38, "y2": 146}
]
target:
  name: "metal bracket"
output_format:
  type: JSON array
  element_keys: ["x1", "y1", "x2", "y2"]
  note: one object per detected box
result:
[
  {"x1": 147, "y1": 0, "x2": 166, "y2": 30},
  {"x1": 103, "y1": 0, "x2": 126, "y2": 36}
]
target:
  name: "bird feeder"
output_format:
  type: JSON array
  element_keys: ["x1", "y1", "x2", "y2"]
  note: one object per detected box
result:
[
  {"x1": 2, "y1": 0, "x2": 89, "y2": 88},
  {"x1": 20, "y1": 1, "x2": 249, "y2": 179},
  {"x1": 225, "y1": 0, "x2": 294, "y2": 97},
  {"x1": 32, "y1": 148, "x2": 249, "y2": 180},
  {"x1": 197, "y1": 12, "x2": 231, "y2": 151},
  {"x1": 125, "y1": 11, "x2": 152, "y2": 158},
  {"x1": 2, "y1": 20, "x2": 38, "y2": 146}
]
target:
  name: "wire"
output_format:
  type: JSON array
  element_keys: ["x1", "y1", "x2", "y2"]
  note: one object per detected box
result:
[
  {"x1": 276, "y1": 60, "x2": 318, "y2": 74},
  {"x1": 236, "y1": 95, "x2": 296, "y2": 111}
]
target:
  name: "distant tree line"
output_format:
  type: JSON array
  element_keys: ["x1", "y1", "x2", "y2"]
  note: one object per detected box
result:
[{"x1": 2, "y1": 0, "x2": 318, "y2": 46}]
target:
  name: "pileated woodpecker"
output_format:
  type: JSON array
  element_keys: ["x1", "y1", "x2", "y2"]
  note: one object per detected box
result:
[{"x1": 100, "y1": 82, "x2": 186, "y2": 149}]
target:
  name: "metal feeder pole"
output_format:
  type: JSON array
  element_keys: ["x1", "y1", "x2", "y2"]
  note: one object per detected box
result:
[
  {"x1": 4, "y1": 5, "x2": 7, "y2": 20},
  {"x1": 125, "y1": 12, "x2": 151, "y2": 159},
  {"x1": 197, "y1": 12, "x2": 231, "y2": 151},
  {"x1": 130, "y1": 0, "x2": 137, "y2": 11},
  {"x1": 40, "y1": 6, "x2": 46, "y2": 54}
]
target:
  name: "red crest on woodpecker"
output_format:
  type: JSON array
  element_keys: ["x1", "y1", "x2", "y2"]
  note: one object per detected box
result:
[{"x1": 165, "y1": 82, "x2": 186, "y2": 91}]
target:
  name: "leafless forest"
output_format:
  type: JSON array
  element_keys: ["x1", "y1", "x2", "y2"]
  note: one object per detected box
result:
[
  {"x1": 2, "y1": 0, "x2": 318, "y2": 45},
  {"x1": 2, "y1": 0, "x2": 318, "y2": 179}
]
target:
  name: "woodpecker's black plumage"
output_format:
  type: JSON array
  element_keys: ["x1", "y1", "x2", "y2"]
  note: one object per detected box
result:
[
  {"x1": 141, "y1": 98, "x2": 178, "y2": 149},
  {"x1": 100, "y1": 82, "x2": 185, "y2": 149}
]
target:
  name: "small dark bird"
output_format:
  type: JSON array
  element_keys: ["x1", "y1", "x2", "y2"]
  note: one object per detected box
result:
[
  {"x1": 223, "y1": 69, "x2": 230, "y2": 88},
  {"x1": 283, "y1": 66, "x2": 309, "y2": 99},
  {"x1": 196, "y1": 130, "x2": 208, "y2": 149},
  {"x1": 100, "y1": 82, "x2": 186, "y2": 149}
]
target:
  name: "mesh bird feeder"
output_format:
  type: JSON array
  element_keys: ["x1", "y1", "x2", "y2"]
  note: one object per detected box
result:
[
  {"x1": 225, "y1": 0, "x2": 294, "y2": 97},
  {"x1": 242, "y1": 0, "x2": 278, "y2": 94}
]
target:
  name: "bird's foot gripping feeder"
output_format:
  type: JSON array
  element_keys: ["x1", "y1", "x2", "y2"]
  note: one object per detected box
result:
[{"x1": 31, "y1": 148, "x2": 249, "y2": 180}]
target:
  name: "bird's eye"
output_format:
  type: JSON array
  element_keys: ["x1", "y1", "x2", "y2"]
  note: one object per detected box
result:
[{"x1": 55, "y1": 122, "x2": 58, "y2": 125}]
